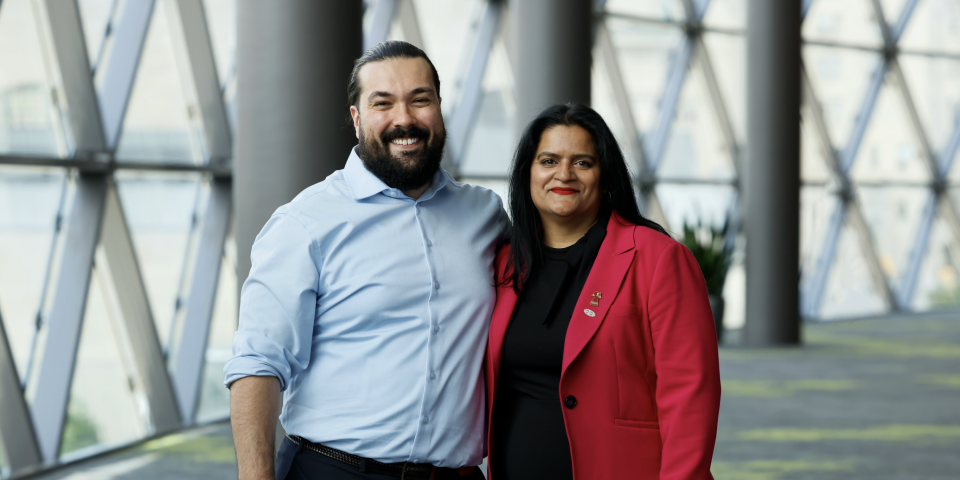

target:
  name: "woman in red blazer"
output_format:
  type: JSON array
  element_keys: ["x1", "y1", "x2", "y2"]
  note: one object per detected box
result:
[{"x1": 486, "y1": 104, "x2": 721, "y2": 480}]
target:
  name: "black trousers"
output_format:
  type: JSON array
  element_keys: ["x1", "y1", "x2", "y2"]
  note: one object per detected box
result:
[{"x1": 275, "y1": 436, "x2": 486, "y2": 480}]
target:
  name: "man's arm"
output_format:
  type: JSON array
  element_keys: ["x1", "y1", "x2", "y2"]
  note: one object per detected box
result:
[{"x1": 231, "y1": 375, "x2": 282, "y2": 480}]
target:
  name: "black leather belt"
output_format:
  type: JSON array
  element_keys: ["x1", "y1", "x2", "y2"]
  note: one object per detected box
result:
[{"x1": 288, "y1": 435, "x2": 466, "y2": 480}]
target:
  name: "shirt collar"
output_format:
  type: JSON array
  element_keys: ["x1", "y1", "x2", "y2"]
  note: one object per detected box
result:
[{"x1": 344, "y1": 146, "x2": 461, "y2": 201}]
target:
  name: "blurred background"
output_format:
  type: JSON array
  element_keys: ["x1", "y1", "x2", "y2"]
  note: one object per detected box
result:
[{"x1": 1, "y1": 0, "x2": 959, "y2": 478}]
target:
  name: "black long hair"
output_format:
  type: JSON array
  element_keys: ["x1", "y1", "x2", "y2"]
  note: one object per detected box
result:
[{"x1": 502, "y1": 103, "x2": 668, "y2": 293}]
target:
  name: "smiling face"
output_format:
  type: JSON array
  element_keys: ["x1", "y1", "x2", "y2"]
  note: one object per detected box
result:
[
  {"x1": 530, "y1": 125, "x2": 602, "y2": 225},
  {"x1": 350, "y1": 56, "x2": 445, "y2": 192}
]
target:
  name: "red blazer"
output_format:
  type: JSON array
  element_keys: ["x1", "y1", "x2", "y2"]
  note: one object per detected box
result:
[{"x1": 485, "y1": 212, "x2": 721, "y2": 480}]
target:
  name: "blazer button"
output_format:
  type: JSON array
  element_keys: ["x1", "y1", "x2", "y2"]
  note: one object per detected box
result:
[{"x1": 564, "y1": 395, "x2": 577, "y2": 409}]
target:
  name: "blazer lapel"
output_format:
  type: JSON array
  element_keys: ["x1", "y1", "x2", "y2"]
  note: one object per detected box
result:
[{"x1": 561, "y1": 213, "x2": 637, "y2": 377}]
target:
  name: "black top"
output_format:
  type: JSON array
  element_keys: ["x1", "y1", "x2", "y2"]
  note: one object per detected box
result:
[{"x1": 491, "y1": 210, "x2": 608, "y2": 480}]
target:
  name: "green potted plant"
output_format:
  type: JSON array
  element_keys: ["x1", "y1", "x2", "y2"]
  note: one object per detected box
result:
[{"x1": 679, "y1": 220, "x2": 733, "y2": 343}]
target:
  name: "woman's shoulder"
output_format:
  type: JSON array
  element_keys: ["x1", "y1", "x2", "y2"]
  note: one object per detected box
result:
[{"x1": 611, "y1": 213, "x2": 680, "y2": 254}]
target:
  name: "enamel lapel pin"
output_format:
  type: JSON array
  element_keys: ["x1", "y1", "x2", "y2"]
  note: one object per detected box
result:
[{"x1": 584, "y1": 291, "x2": 602, "y2": 317}]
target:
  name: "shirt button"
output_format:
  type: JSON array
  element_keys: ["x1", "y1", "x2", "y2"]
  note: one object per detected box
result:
[
  {"x1": 422, "y1": 415, "x2": 429, "y2": 424},
  {"x1": 434, "y1": 325, "x2": 440, "y2": 333},
  {"x1": 430, "y1": 371, "x2": 436, "y2": 379},
  {"x1": 426, "y1": 239, "x2": 433, "y2": 247},
  {"x1": 434, "y1": 280, "x2": 440, "y2": 290}
]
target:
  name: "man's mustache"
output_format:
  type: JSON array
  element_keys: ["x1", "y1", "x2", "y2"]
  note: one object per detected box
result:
[{"x1": 380, "y1": 126, "x2": 430, "y2": 144}]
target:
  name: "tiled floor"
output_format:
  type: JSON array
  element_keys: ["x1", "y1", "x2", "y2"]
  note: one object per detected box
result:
[{"x1": 27, "y1": 316, "x2": 960, "y2": 480}]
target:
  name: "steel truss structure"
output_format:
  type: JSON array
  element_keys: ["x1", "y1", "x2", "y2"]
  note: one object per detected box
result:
[{"x1": 1, "y1": 0, "x2": 959, "y2": 477}]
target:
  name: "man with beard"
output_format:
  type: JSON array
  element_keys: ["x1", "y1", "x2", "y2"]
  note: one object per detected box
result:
[{"x1": 225, "y1": 41, "x2": 506, "y2": 480}]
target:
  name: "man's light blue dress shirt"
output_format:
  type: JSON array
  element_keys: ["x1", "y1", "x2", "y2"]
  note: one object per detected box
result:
[{"x1": 224, "y1": 148, "x2": 506, "y2": 468}]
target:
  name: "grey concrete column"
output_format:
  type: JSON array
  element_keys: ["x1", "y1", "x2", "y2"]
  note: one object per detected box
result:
[
  {"x1": 745, "y1": 0, "x2": 802, "y2": 345},
  {"x1": 235, "y1": 1, "x2": 363, "y2": 283},
  {"x1": 510, "y1": 0, "x2": 593, "y2": 140}
]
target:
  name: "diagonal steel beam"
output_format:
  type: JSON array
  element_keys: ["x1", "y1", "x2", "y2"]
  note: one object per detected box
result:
[
  {"x1": 891, "y1": 0, "x2": 920, "y2": 43},
  {"x1": 0, "y1": 311, "x2": 42, "y2": 475},
  {"x1": 696, "y1": 35, "x2": 741, "y2": 181},
  {"x1": 801, "y1": 198, "x2": 843, "y2": 317},
  {"x1": 846, "y1": 198, "x2": 899, "y2": 310},
  {"x1": 897, "y1": 192, "x2": 938, "y2": 308},
  {"x1": 886, "y1": 58, "x2": 937, "y2": 177},
  {"x1": 680, "y1": 0, "x2": 698, "y2": 23},
  {"x1": 166, "y1": 0, "x2": 232, "y2": 165},
  {"x1": 801, "y1": 65, "x2": 845, "y2": 182},
  {"x1": 364, "y1": 0, "x2": 399, "y2": 51},
  {"x1": 447, "y1": 1, "x2": 502, "y2": 164},
  {"x1": 938, "y1": 190, "x2": 960, "y2": 254},
  {"x1": 596, "y1": 22, "x2": 648, "y2": 173},
  {"x1": 95, "y1": 182, "x2": 182, "y2": 433},
  {"x1": 396, "y1": 0, "x2": 424, "y2": 48},
  {"x1": 645, "y1": 36, "x2": 695, "y2": 172},
  {"x1": 839, "y1": 58, "x2": 888, "y2": 174},
  {"x1": 801, "y1": 0, "x2": 815, "y2": 21},
  {"x1": 95, "y1": 0, "x2": 155, "y2": 150},
  {"x1": 34, "y1": 0, "x2": 107, "y2": 155},
  {"x1": 169, "y1": 178, "x2": 231, "y2": 424},
  {"x1": 940, "y1": 114, "x2": 960, "y2": 177},
  {"x1": 695, "y1": 0, "x2": 712, "y2": 20},
  {"x1": 869, "y1": 0, "x2": 895, "y2": 48},
  {"x1": 29, "y1": 174, "x2": 108, "y2": 463}
]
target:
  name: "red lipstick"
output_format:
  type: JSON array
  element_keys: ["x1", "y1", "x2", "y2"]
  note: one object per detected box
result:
[{"x1": 550, "y1": 187, "x2": 578, "y2": 195}]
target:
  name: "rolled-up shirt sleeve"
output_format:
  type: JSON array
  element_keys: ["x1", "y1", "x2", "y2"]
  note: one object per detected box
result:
[{"x1": 224, "y1": 212, "x2": 319, "y2": 390}]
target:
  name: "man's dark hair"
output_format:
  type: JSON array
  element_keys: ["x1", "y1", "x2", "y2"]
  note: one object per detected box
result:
[
  {"x1": 347, "y1": 41, "x2": 441, "y2": 108},
  {"x1": 500, "y1": 103, "x2": 669, "y2": 293}
]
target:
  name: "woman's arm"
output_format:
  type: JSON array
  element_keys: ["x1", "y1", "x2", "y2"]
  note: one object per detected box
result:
[{"x1": 647, "y1": 242, "x2": 722, "y2": 480}]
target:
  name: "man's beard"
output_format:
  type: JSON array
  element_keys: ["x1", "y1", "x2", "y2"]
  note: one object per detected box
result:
[{"x1": 357, "y1": 122, "x2": 446, "y2": 192}]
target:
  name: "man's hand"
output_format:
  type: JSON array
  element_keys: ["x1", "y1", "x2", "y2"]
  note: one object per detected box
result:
[{"x1": 230, "y1": 376, "x2": 282, "y2": 480}]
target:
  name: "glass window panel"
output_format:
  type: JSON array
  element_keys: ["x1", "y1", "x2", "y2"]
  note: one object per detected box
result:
[
  {"x1": 201, "y1": 0, "x2": 236, "y2": 89},
  {"x1": 849, "y1": 71, "x2": 931, "y2": 183},
  {"x1": 800, "y1": 116, "x2": 833, "y2": 182},
  {"x1": 195, "y1": 232, "x2": 235, "y2": 423},
  {"x1": 802, "y1": 46, "x2": 882, "y2": 153},
  {"x1": 657, "y1": 61, "x2": 736, "y2": 182},
  {"x1": 913, "y1": 191, "x2": 960, "y2": 310},
  {"x1": 898, "y1": 55, "x2": 960, "y2": 156},
  {"x1": 802, "y1": 0, "x2": 883, "y2": 48},
  {"x1": 459, "y1": 36, "x2": 514, "y2": 177},
  {"x1": 605, "y1": 0, "x2": 685, "y2": 22},
  {"x1": 0, "y1": 166, "x2": 67, "y2": 380},
  {"x1": 114, "y1": 3, "x2": 201, "y2": 164},
  {"x1": 61, "y1": 269, "x2": 145, "y2": 458},
  {"x1": 702, "y1": 0, "x2": 745, "y2": 30},
  {"x1": 898, "y1": 0, "x2": 960, "y2": 55},
  {"x1": 591, "y1": 51, "x2": 641, "y2": 173},
  {"x1": 655, "y1": 183, "x2": 735, "y2": 235},
  {"x1": 412, "y1": 0, "x2": 483, "y2": 116},
  {"x1": 857, "y1": 187, "x2": 928, "y2": 290},
  {"x1": 701, "y1": 32, "x2": 746, "y2": 147},
  {"x1": 115, "y1": 171, "x2": 202, "y2": 349},
  {"x1": 800, "y1": 186, "x2": 837, "y2": 291},
  {"x1": 77, "y1": 0, "x2": 116, "y2": 69},
  {"x1": 0, "y1": 0, "x2": 64, "y2": 157},
  {"x1": 606, "y1": 19, "x2": 685, "y2": 138},
  {"x1": 818, "y1": 213, "x2": 889, "y2": 319}
]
